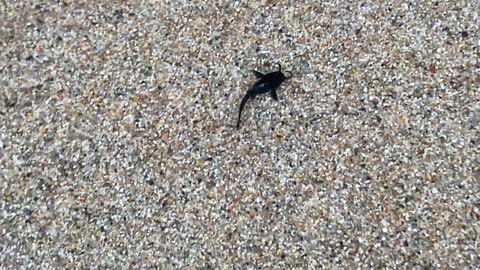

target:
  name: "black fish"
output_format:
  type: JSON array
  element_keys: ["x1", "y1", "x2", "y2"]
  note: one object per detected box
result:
[{"x1": 237, "y1": 63, "x2": 291, "y2": 129}]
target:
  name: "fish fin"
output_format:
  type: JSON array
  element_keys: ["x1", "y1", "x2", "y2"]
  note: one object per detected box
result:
[
  {"x1": 252, "y1": 70, "x2": 264, "y2": 79},
  {"x1": 270, "y1": 89, "x2": 278, "y2": 101}
]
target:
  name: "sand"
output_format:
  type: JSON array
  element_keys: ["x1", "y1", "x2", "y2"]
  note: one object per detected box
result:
[{"x1": 0, "y1": 0, "x2": 479, "y2": 269}]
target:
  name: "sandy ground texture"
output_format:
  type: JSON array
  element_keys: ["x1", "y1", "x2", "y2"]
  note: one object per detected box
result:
[{"x1": 1, "y1": 0, "x2": 479, "y2": 269}]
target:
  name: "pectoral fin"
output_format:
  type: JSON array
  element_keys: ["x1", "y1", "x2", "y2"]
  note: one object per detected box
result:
[
  {"x1": 270, "y1": 89, "x2": 278, "y2": 101},
  {"x1": 252, "y1": 70, "x2": 264, "y2": 79}
]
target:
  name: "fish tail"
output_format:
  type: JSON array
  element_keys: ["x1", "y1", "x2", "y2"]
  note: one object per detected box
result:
[{"x1": 237, "y1": 93, "x2": 251, "y2": 129}]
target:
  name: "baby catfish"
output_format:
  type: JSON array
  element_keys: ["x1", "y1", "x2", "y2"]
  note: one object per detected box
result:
[{"x1": 237, "y1": 63, "x2": 291, "y2": 129}]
